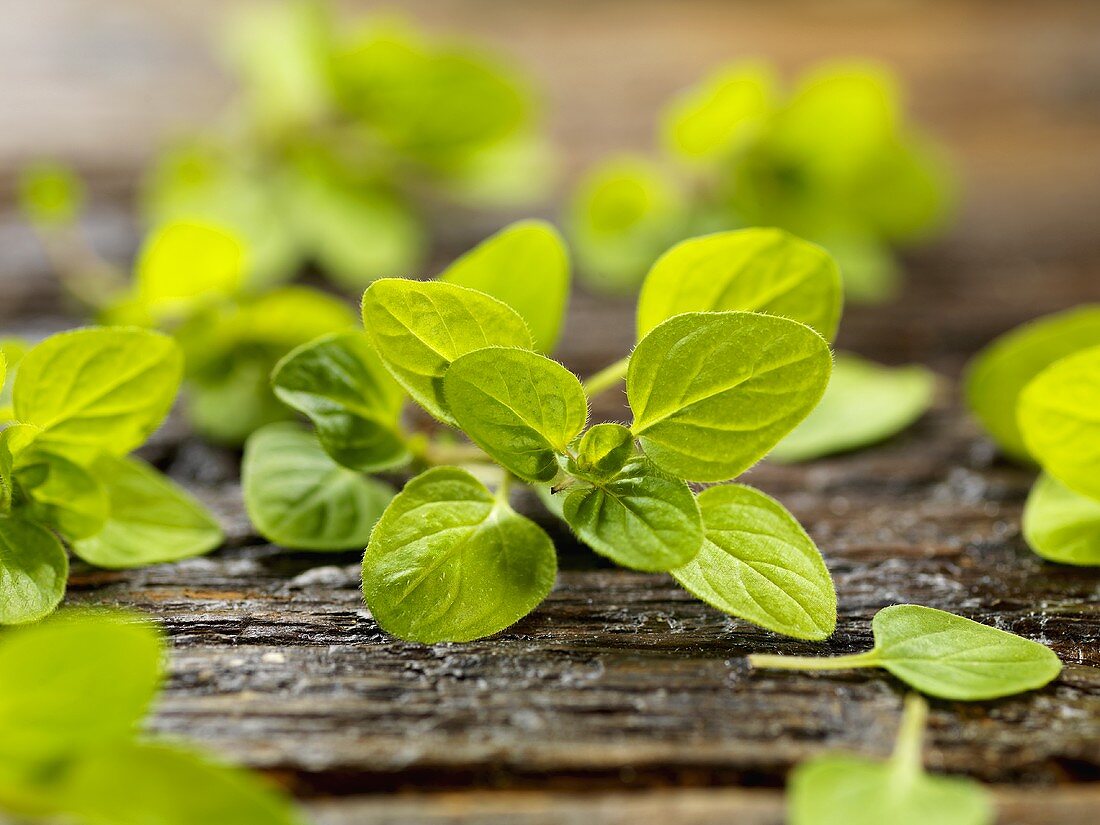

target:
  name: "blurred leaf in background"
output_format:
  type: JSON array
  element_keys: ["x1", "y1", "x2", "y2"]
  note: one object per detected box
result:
[
  {"x1": 570, "y1": 60, "x2": 954, "y2": 300},
  {"x1": 145, "y1": 0, "x2": 552, "y2": 290}
]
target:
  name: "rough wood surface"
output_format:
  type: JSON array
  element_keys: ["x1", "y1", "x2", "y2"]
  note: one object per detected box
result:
[{"x1": 3, "y1": 1, "x2": 1100, "y2": 823}]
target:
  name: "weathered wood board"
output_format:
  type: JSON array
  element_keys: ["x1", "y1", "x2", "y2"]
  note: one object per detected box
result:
[{"x1": 2, "y1": 1, "x2": 1100, "y2": 823}]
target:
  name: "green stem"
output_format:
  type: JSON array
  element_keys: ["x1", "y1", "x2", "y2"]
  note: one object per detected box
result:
[
  {"x1": 889, "y1": 694, "x2": 928, "y2": 786},
  {"x1": 495, "y1": 472, "x2": 515, "y2": 506},
  {"x1": 582, "y1": 356, "x2": 630, "y2": 399},
  {"x1": 32, "y1": 222, "x2": 127, "y2": 310},
  {"x1": 747, "y1": 650, "x2": 881, "y2": 671},
  {"x1": 409, "y1": 437, "x2": 494, "y2": 468}
]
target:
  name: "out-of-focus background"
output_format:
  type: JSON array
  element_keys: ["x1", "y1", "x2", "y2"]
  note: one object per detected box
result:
[{"x1": 4, "y1": 0, "x2": 1100, "y2": 296}]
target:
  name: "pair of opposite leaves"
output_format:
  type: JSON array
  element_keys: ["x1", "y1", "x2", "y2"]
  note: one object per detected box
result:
[
  {"x1": 967, "y1": 305, "x2": 1100, "y2": 565},
  {"x1": 0, "y1": 329, "x2": 222, "y2": 624},
  {"x1": 0, "y1": 611, "x2": 302, "y2": 824}
]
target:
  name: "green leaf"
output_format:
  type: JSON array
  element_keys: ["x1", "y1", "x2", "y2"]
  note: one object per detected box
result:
[
  {"x1": 661, "y1": 62, "x2": 775, "y2": 163},
  {"x1": 18, "y1": 161, "x2": 84, "y2": 226},
  {"x1": 562, "y1": 459, "x2": 702, "y2": 572},
  {"x1": 567, "y1": 422, "x2": 635, "y2": 482},
  {"x1": 750, "y1": 604, "x2": 1062, "y2": 701},
  {"x1": 17, "y1": 449, "x2": 108, "y2": 539},
  {"x1": 788, "y1": 696, "x2": 993, "y2": 825},
  {"x1": 0, "y1": 424, "x2": 38, "y2": 511},
  {"x1": 443, "y1": 347, "x2": 587, "y2": 483},
  {"x1": 362, "y1": 466, "x2": 556, "y2": 643},
  {"x1": 636, "y1": 228, "x2": 843, "y2": 341},
  {"x1": 965, "y1": 305, "x2": 1100, "y2": 462},
  {"x1": 135, "y1": 220, "x2": 247, "y2": 314},
  {"x1": 72, "y1": 455, "x2": 223, "y2": 569},
  {"x1": 0, "y1": 515, "x2": 68, "y2": 625},
  {"x1": 0, "y1": 610, "x2": 162, "y2": 761},
  {"x1": 1023, "y1": 474, "x2": 1100, "y2": 567},
  {"x1": 770, "y1": 354, "x2": 935, "y2": 462},
  {"x1": 243, "y1": 423, "x2": 393, "y2": 550},
  {"x1": 1018, "y1": 345, "x2": 1100, "y2": 501},
  {"x1": 0, "y1": 338, "x2": 29, "y2": 419},
  {"x1": 272, "y1": 331, "x2": 408, "y2": 472},
  {"x1": 628, "y1": 311, "x2": 832, "y2": 482},
  {"x1": 56, "y1": 742, "x2": 305, "y2": 825},
  {"x1": 361, "y1": 278, "x2": 533, "y2": 424},
  {"x1": 568, "y1": 155, "x2": 687, "y2": 293},
  {"x1": 671, "y1": 484, "x2": 835, "y2": 640},
  {"x1": 14, "y1": 327, "x2": 183, "y2": 461},
  {"x1": 440, "y1": 220, "x2": 571, "y2": 353}
]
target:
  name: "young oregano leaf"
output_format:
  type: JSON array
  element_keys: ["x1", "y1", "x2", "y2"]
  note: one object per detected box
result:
[
  {"x1": 71, "y1": 455, "x2": 223, "y2": 569},
  {"x1": 136, "y1": 220, "x2": 247, "y2": 315},
  {"x1": 361, "y1": 279, "x2": 533, "y2": 424},
  {"x1": 362, "y1": 466, "x2": 557, "y2": 643},
  {"x1": 671, "y1": 484, "x2": 835, "y2": 640},
  {"x1": 562, "y1": 459, "x2": 703, "y2": 572},
  {"x1": 567, "y1": 422, "x2": 635, "y2": 482},
  {"x1": 17, "y1": 449, "x2": 108, "y2": 540},
  {"x1": 636, "y1": 228, "x2": 842, "y2": 341},
  {"x1": 1022, "y1": 473, "x2": 1100, "y2": 566},
  {"x1": 243, "y1": 423, "x2": 393, "y2": 551},
  {"x1": 0, "y1": 515, "x2": 68, "y2": 626},
  {"x1": 966, "y1": 305, "x2": 1100, "y2": 462},
  {"x1": 628, "y1": 311, "x2": 832, "y2": 482},
  {"x1": 271, "y1": 331, "x2": 409, "y2": 473},
  {"x1": 1017, "y1": 345, "x2": 1100, "y2": 501},
  {"x1": 13, "y1": 328, "x2": 183, "y2": 461},
  {"x1": 440, "y1": 220, "x2": 571, "y2": 353},
  {"x1": 443, "y1": 347, "x2": 587, "y2": 483},
  {"x1": 750, "y1": 604, "x2": 1062, "y2": 700},
  {"x1": 788, "y1": 695, "x2": 994, "y2": 825},
  {"x1": 0, "y1": 610, "x2": 162, "y2": 763},
  {"x1": 770, "y1": 354, "x2": 935, "y2": 462},
  {"x1": 56, "y1": 742, "x2": 306, "y2": 825},
  {"x1": 0, "y1": 424, "x2": 38, "y2": 512}
]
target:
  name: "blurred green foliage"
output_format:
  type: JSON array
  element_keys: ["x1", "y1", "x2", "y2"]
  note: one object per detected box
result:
[
  {"x1": 570, "y1": 60, "x2": 954, "y2": 301},
  {"x1": 144, "y1": 0, "x2": 552, "y2": 290},
  {"x1": 0, "y1": 610, "x2": 304, "y2": 823}
]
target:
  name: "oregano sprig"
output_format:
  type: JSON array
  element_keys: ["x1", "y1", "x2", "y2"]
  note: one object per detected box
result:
[
  {"x1": 788, "y1": 694, "x2": 994, "y2": 825},
  {"x1": 749, "y1": 604, "x2": 1062, "y2": 700},
  {"x1": 0, "y1": 327, "x2": 222, "y2": 625},
  {"x1": 245, "y1": 223, "x2": 842, "y2": 643},
  {"x1": 0, "y1": 610, "x2": 304, "y2": 824}
]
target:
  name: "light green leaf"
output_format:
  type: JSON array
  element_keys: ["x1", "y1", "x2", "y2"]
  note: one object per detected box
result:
[
  {"x1": 17, "y1": 449, "x2": 108, "y2": 539},
  {"x1": 770, "y1": 354, "x2": 935, "y2": 462},
  {"x1": 628, "y1": 311, "x2": 832, "y2": 482},
  {"x1": 0, "y1": 515, "x2": 68, "y2": 625},
  {"x1": 17, "y1": 161, "x2": 84, "y2": 226},
  {"x1": 0, "y1": 339, "x2": 28, "y2": 418},
  {"x1": 966, "y1": 305, "x2": 1100, "y2": 462},
  {"x1": 661, "y1": 62, "x2": 775, "y2": 162},
  {"x1": 272, "y1": 331, "x2": 408, "y2": 472},
  {"x1": 789, "y1": 696, "x2": 993, "y2": 825},
  {"x1": 57, "y1": 742, "x2": 305, "y2": 825},
  {"x1": 1023, "y1": 474, "x2": 1100, "y2": 567},
  {"x1": 0, "y1": 610, "x2": 162, "y2": 761},
  {"x1": 0, "y1": 424, "x2": 39, "y2": 511},
  {"x1": 136, "y1": 220, "x2": 247, "y2": 314},
  {"x1": 672, "y1": 484, "x2": 835, "y2": 640},
  {"x1": 362, "y1": 466, "x2": 556, "y2": 643},
  {"x1": 188, "y1": 361, "x2": 294, "y2": 446},
  {"x1": 72, "y1": 455, "x2": 223, "y2": 569},
  {"x1": 568, "y1": 155, "x2": 687, "y2": 293},
  {"x1": 750, "y1": 604, "x2": 1062, "y2": 701},
  {"x1": 14, "y1": 327, "x2": 183, "y2": 461},
  {"x1": 1018, "y1": 345, "x2": 1100, "y2": 501},
  {"x1": 243, "y1": 423, "x2": 393, "y2": 550},
  {"x1": 440, "y1": 220, "x2": 570, "y2": 353},
  {"x1": 362, "y1": 278, "x2": 533, "y2": 424},
  {"x1": 567, "y1": 422, "x2": 635, "y2": 482},
  {"x1": 636, "y1": 228, "x2": 842, "y2": 341},
  {"x1": 562, "y1": 459, "x2": 702, "y2": 572},
  {"x1": 443, "y1": 347, "x2": 587, "y2": 483}
]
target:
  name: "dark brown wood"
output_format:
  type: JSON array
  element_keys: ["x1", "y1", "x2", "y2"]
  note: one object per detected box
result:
[{"x1": 4, "y1": 1, "x2": 1100, "y2": 822}]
